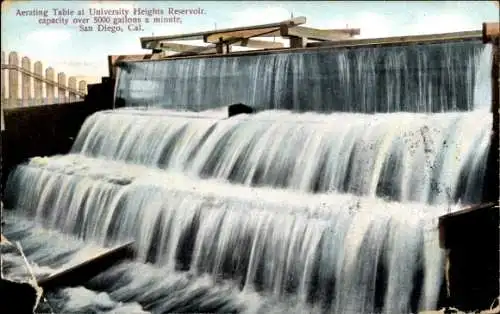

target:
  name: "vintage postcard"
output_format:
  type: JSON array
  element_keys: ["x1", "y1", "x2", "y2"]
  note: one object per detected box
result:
[{"x1": 1, "y1": 1, "x2": 499, "y2": 313}]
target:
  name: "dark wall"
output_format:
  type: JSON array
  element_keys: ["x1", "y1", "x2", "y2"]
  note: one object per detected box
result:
[
  {"x1": 440, "y1": 203, "x2": 499, "y2": 311},
  {"x1": 482, "y1": 40, "x2": 499, "y2": 204},
  {"x1": 1, "y1": 78, "x2": 116, "y2": 195}
]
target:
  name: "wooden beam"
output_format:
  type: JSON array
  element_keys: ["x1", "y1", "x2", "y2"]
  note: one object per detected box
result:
[
  {"x1": 168, "y1": 44, "x2": 220, "y2": 57},
  {"x1": 235, "y1": 39, "x2": 284, "y2": 49},
  {"x1": 307, "y1": 30, "x2": 483, "y2": 48},
  {"x1": 204, "y1": 27, "x2": 280, "y2": 43},
  {"x1": 206, "y1": 24, "x2": 356, "y2": 45},
  {"x1": 239, "y1": 27, "x2": 360, "y2": 39},
  {"x1": 281, "y1": 26, "x2": 360, "y2": 41},
  {"x1": 204, "y1": 27, "x2": 287, "y2": 54},
  {"x1": 155, "y1": 40, "x2": 283, "y2": 52},
  {"x1": 201, "y1": 16, "x2": 306, "y2": 42},
  {"x1": 482, "y1": 22, "x2": 500, "y2": 43},
  {"x1": 158, "y1": 42, "x2": 217, "y2": 53},
  {"x1": 141, "y1": 16, "x2": 306, "y2": 49},
  {"x1": 38, "y1": 241, "x2": 135, "y2": 291}
]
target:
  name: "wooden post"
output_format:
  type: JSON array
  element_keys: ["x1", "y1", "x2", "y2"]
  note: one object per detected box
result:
[
  {"x1": 1, "y1": 51, "x2": 5, "y2": 106},
  {"x1": 289, "y1": 36, "x2": 307, "y2": 48},
  {"x1": 78, "y1": 80, "x2": 87, "y2": 99},
  {"x1": 216, "y1": 38, "x2": 224, "y2": 54},
  {"x1": 45, "y1": 67, "x2": 55, "y2": 105},
  {"x1": 33, "y1": 61, "x2": 43, "y2": 105},
  {"x1": 68, "y1": 76, "x2": 77, "y2": 102},
  {"x1": 1, "y1": 50, "x2": 88, "y2": 106},
  {"x1": 57, "y1": 72, "x2": 66, "y2": 103},
  {"x1": 281, "y1": 24, "x2": 307, "y2": 48},
  {"x1": 107, "y1": 55, "x2": 115, "y2": 78},
  {"x1": 8, "y1": 51, "x2": 19, "y2": 108},
  {"x1": 21, "y1": 56, "x2": 31, "y2": 107}
]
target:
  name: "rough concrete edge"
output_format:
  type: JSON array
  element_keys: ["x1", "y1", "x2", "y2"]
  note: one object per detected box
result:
[{"x1": 1, "y1": 234, "x2": 44, "y2": 313}]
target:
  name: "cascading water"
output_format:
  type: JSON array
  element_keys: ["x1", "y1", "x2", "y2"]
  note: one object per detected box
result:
[
  {"x1": 71, "y1": 108, "x2": 491, "y2": 205},
  {"x1": 2, "y1": 39, "x2": 494, "y2": 314},
  {"x1": 116, "y1": 40, "x2": 491, "y2": 113},
  {"x1": 4, "y1": 155, "x2": 446, "y2": 313}
]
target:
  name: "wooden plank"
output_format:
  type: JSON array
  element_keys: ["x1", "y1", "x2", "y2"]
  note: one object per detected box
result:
[
  {"x1": 158, "y1": 42, "x2": 217, "y2": 53},
  {"x1": 8, "y1": 52, "x2": 19, "y2": 108},
  {"x1": 168, "y1": 45, "x2": 219, "y2": 57},
  {"x1": 45, "y1": 67, "x2": 55, "y2": 104},
  {"x1": 1, "y1": 51, "x2": 5, "y2": 105},
  {"x1": 204, "y1": 27, "x2": 280, "y2": 43},
  {"x1": 68, "y1": 77, "x2": 77, "y2": 102},
  {"x1": 281, "y1": 26, "x2": 360, "y2": 41},
  {"x1": 38, "y1": 241, "x2": 135, "y2": 291},
  {"x1": 33, "y1": 61, "x2": 43, "y2": 104},
  {"x1": 168, "y1": 27, "x2": 287, "y2": 57},
  {"x1": 212, "y1": 27, "x2": 360, "y2": 39},
  {"x1": 236, "y1": 38, "x2": 284, "y2": 49},
  {"x1": 78, "y1": 80, "x2": 87, "y2": 95},
  {"x1": 307, "y1": 30, "x2": 483, "y2": 48},
  {"x1": 482, "y1": 22, "x2": 500, "y2": 43},
  {"x1": 156, "y1": 38, "x2": 283, "y2": 51},
  {"x1": 21, "y1": 57, "x2": 31, "y2": 106},
  {"x1": 141, "y1": 16, "x2": 306, "y2": 49},
  {"x1": 57, "y1": 72, "x2": 66, "y2": 103},
  {"x1": 205, "y1": 28, "x2": 285, "y2": 47}
]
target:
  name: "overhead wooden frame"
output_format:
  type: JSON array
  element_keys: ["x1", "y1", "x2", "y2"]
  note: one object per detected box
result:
[
  {"x1": 152, "y1": 38, "x2": 284, "y2": 56},
  {"x1": 140, "y1": 16, "x2": 360, "y2": 55},
  {"x1": 140, "y1": 16, "x2": 306, "y2": 49}
]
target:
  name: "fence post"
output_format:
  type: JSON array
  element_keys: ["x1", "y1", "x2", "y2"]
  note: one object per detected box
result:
[
  {"x1": 58, "y1": 72, "x2": 66, "y2": 103},
  {"x1": 1, "y1": 51, "x2": 5, "y2": 106},
  {"x1": 46, "y1": 67, "x2": 55, "y2": 104},
  {"x1": 79, "y1": 80, "x2": 87, "y2": 99},
  {"x1": 8, "y1": 51, "x2": 19, "y2": 108},
  {"x1": 34, "y1": 61, "x2": 43, "y2": 105},
  {"x1": 68, "y1": 76, "x2": 77, "y2": 102},
  {"x1": 21, "y1": 56, "x2": 32, "y2": 107}
]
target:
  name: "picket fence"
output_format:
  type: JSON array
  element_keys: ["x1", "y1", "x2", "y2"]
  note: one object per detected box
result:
[{"x1": 1, "y1": 51, "x2": 88, "y2": 108}]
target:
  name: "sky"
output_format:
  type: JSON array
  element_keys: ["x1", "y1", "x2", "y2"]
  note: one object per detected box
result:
[{"x1": 1, "y1": 0, "x2": 499, "y2": 78}]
